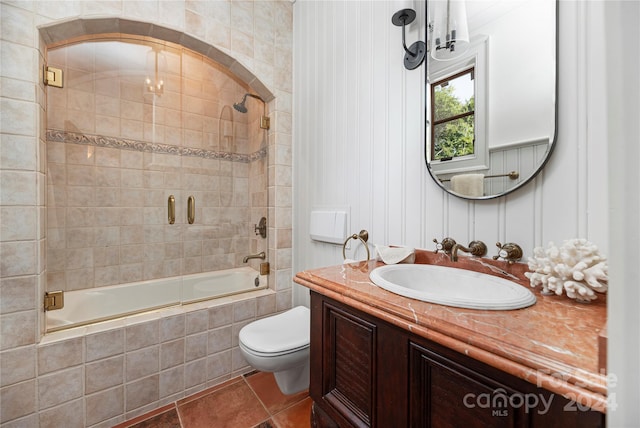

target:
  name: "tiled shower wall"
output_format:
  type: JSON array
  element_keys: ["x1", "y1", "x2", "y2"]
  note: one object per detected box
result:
[
  {"x1": 45, "y1": 38, "x2": 268, "y2": 292},
  {"x1": 0, "y1": 2, "x2": 293, "y2": 426}
]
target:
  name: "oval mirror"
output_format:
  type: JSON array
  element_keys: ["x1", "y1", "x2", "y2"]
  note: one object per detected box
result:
[{"x1": 425, "y1": 0, "x2": 558, "y2": 199}]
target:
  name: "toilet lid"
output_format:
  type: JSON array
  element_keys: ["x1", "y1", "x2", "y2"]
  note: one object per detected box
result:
[{"x1": 239, "y1": 306, "x2": 310, "y2": 355}]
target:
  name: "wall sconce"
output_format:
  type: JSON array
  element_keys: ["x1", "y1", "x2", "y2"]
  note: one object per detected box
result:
[
  {"x1": 392, "y1": 4, "x2": 427, "y2": 70},
  {"x1": 429, "y1": 0, "x2": 470, "y2": 61}
]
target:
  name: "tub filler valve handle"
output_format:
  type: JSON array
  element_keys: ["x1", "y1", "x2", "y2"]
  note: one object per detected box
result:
[{"x1": 254, "y1": 217, "x2": 267, "y2": 238}]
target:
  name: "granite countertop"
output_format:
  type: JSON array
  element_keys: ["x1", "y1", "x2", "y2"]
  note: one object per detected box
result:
[{"x1": 293, "y1": 250, "x2": 608, "y2": 413}]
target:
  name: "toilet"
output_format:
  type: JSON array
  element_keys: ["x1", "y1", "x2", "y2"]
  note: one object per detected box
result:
[{"x1": 239, "y1": 306, "x2": 310, "y2": 395}]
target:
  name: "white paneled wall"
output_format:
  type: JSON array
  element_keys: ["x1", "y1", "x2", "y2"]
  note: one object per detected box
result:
[
  {"x1": 292, "y1": 0, "x2": 609, "y2": 307},
  {"x1": 605, "y1": 1, "x2": 640, "y2": 425}
]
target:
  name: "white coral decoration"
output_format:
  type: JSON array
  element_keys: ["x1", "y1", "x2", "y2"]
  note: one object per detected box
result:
[{"x1": 524, "y1": 239, "x2": 608, "y2": 302}]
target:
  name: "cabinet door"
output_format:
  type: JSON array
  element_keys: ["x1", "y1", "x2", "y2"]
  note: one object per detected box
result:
[
  {"x1": 409, "y1": 342, "x2": 526, "y2": 428},
  {"x1": 319, "y1": 300, "x2": 377, "y2": 428}
]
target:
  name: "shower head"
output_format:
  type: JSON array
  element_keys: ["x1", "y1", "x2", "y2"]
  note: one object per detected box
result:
[
  {"x1": 233, "y1": 93, "x2": 265, "y2": 114},
  {"x1": 233, "y1": 96, "x2": 248, "y2": 113}
]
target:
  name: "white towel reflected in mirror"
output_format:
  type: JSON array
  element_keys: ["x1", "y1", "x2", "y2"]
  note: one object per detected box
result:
[{"x1": 451, "y1": 174, "x2": 484, "y2": 197}]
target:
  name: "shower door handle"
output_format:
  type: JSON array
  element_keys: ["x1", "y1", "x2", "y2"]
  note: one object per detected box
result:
[
  {"x1": 168, "y1": 195, "x2": 175, "y2": 224},
  {"x1": 187, "y1": 196, "x2": 195, "y2": 224}
]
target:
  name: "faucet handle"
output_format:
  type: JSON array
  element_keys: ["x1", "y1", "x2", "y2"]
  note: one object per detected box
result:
[
  {"x1": 433, "y1": 237, "x2": 457, "y2": 254},
  {"x1": 492, "y1": 242, "x2": 523, "y2": 264},
  {"x1": 254, "y1": 217, "x2": 267, "y2": 238}
]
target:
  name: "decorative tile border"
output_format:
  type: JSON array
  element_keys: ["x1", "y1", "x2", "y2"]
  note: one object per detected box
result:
[{"x1": 46, "y1": 129, "x2": 267, "y2": 163}]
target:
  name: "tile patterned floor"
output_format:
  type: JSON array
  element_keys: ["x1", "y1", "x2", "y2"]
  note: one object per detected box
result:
[{"x1": 113, "y1": 372, "x2": 311, "y2": 428}]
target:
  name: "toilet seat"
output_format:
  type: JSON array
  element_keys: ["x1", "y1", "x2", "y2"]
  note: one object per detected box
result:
[{"x1": 239, "y1": 306, "x2": 310, "y2": 357}]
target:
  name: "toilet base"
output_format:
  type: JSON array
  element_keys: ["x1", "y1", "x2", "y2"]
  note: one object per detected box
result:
[{"x1": 273, "y1": 361, "x2": 310, "y2": 395}]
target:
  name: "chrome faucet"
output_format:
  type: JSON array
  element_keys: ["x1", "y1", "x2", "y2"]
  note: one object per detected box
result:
[
  {"x1": 243, "y1": 251, "x2": 266, "y2": 263},
  {"x1": 450, "y1": 241, "x2": 487, "y2": 262}
]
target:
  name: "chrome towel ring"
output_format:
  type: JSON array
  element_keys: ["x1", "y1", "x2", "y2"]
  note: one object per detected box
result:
[{"x1": 342, "y1": 230, "x2": 370, "y2": 261}]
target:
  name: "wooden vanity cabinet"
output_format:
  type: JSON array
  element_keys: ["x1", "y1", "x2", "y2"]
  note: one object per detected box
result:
[{"x1": 309, "y1": 292, "x2": 605, "y2": 428}]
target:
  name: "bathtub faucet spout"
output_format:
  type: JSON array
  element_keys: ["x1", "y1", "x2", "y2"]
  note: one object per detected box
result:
[{"x1": 243, "y1": 251, "x2": 266, "y2": 263}]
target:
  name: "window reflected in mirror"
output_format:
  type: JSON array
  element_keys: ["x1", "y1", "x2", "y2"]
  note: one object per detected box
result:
[{"x1": 431, "y1": 68, "x2": 475, "y2": 161}]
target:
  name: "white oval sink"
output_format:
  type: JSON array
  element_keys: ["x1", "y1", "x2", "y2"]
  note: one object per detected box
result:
[{"x1": 369, "y1": 264, "x2": 536, "y2": 310}]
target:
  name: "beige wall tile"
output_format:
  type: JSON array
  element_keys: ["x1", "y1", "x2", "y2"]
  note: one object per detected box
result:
[
  {"x1": 184, "y1": 359, "x2": 206, "y2": 389},
  {"x1": 65, "y1": 248, "x2": 93, "y2": 270},
  {"x1": 122, "y1": 0, "x2": 158, "y2": 22},
  {"x1": 85, "y1": 386, "x2": 124, "y2": 426},
  {"x1": 159, "y1": 365, "x2": 183, "y2": 399},
  {"x1": 95, "y1": 166, "x2": 121, "y2": 187},
  {"x1": 232, "y1": 299, "x2": 256, "y2": 322},
  {"x1": 67, "y1": 88, "x2": 94, "y2": 111},
  {"x1": 86, "y1": 355, "x2": 123, "y2": 394},
  {"x1": 65, "y1": 144, "x2": 94, "y2": 166},
  {"x1": 276, "y1": 289, "x2": 292, "y2": 312},
  {"x1": 37, "y1": 398, "x2": 84, "y2": 428},
  {"x1": 95, "y1": 94, "x2": 120, "y2": 116},
  {"x1": 206, "y1": 350, "x2": 232, "y2": 381},
  {"x1": 0, "y1": 171, "x2": 37, "y2": 205},
  {"x1": 64, "y1": 227, "x2": 91, "y2": 249},
  {"x1": 184, "y1": 309, "x2": 207, "y2": 335},
  {"x1": 120, "y1": 263, "x2": 143, "y2": 283},
  {"x1": 94, "y1": 187, "x2": 121, "y2": 207},
  {"x1": 208, "y1": 303, "x2": 233, "y2": 329},
  {"x1": 94, "y1": 265, "x2": 120, "y2": 286},
  {"x1": 1, "y1": 413, "x2": 37, "y2": 428},
  {"x1": 66, "y1": 185, "x2": 94, "y2": 207},
  {"x1": 94, "y1": 147, "x2": 120, "y2": 167},
  {"x1": 37, "y1": 367, "x2": 83, "y2": 409},
  {"x1": 82, "y1": 1, "x2": 122, "y2": 16},
  {"x1": 0, "y1": 4, "x2": 34, "y2": 45},
  {"x1": 185, "y1": 332, "x2": 207, "y2": 362},
  {"x1": 126, "y1": 346, "x2": 159, "y2": 381},
  {"x1": 231, "y1": 347, "x2": 248, "y2": 371},
  {"x1": 65, "y1": 267, "x2": 94, "y2": 291},
  {"x1": 1, "y1": 134, "x2": 37, "y2": 171},
  {"x1": 160, "y1": 338, "x2": 184, "y2": 370},
  {"x1": 86, "y1": 328, "x2": 124, "y2": 362},
  {"x1": 0, "y1": 241, "x2": 37, "y2": 277},
  {"x1": 126, "y1": 320, "x2": 159, "y2": 351},
  {"x1": 1, "y1": 41, "x2": 36, "y2": 82},
  {"x1": 207, "y1": 325, "x2": 232, "y2": 355},
  {"x1": 0, "y1": 276, "x2": 36, "y2": 314},
  {"x1": 0, "y1": 380, "x2": 36, "y2": 423},
  {"x1": 1, "y1": 77, "x2": 36, "y2": 103},
  {"x1": 37, "y1": 337, "x2": 83, "y2": 375},
  {"x1": 125, "y1": 375, "x2": 159, "y2": 412},
  {"x1": 95, "y1": 115, "x2": 121, "y2": 137},
  {"x1": 1, "y1": 206, "x2": 37, "y2": 241},
  {"x1": 256, "y1": 293, "x2": 276, "y2": 317},
  {"x1": 158, "y1": 1, "x2": 185, "y2": 29},
  {"x1": 160, "y1": 314, "x2": 185, "y2": 342},
  {"x1": 0, "y1": 346, "x2": 36, "y2": 387}
]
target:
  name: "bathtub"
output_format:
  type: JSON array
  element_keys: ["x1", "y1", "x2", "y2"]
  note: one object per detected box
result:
[{"x1": 46, "y1": 267, "x2": 268, "y2": 332}]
